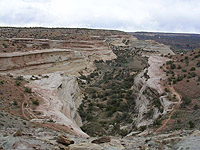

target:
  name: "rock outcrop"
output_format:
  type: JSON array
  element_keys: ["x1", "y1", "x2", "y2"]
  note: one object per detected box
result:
[
  {"x1": 133, "y1": 56, "x2": 173, "y2": 128},
  {"x1": 56, "y1": 135, "x2": 74, "y2": 146}
]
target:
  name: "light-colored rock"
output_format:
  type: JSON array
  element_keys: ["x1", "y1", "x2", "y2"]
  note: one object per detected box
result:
[
  {"x1": 26, "y1": 73, "x2": 88, "y2": 137},
  {"x1": 101, "y1": 139, "x2": 125, "y2": 150},
  {"x1": 133, "y1": 56, "x2": 173, "y2": 128},
  {"x1": 68, "y1": 143, "x2": 103, "y2": 150},
  {"x1": 12, "y1": 141, "x2": 33, "y2": 150}
]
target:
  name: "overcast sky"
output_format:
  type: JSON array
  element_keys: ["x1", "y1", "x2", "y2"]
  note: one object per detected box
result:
[{"x1": 0, "y1": 0, "x2": 200, "y2": 33}]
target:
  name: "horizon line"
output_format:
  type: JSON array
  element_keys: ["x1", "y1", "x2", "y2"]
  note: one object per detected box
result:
[{"x1": 0, "y1": 25, "x2": 199, "y2": 35}]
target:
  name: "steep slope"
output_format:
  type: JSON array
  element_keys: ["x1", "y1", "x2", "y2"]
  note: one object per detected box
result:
[
  {"x1": 158, "y1": 49, "x2": 200, "y2": 132},
  {"x1": 1, "y1": 27, "x2": 200, "y2": 149},
  {"x1": 77, "y1": 35, "x2": 178, "y2": 136},
  {"x1": 0, "y1": 27, "x2": 130, "y2": 137}
]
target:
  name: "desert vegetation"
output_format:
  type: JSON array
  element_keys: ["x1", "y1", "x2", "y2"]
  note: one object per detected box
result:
[{"x1": 78, "y1": 43, "x2": 148, "y2": 136}]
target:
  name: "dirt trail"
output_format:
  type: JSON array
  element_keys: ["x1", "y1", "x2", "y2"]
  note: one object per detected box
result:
[
  {"x1": 155, "y1": 86, "x2": 182, "y2": 133},
  {"x1": 6, "y1": 80, "x2": 30, "y2": 120}
]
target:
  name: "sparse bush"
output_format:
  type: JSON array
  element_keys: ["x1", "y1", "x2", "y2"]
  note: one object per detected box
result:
[
  {"x1": 92, "y1": 94, "x2": 96, "y2": 98},
  {"x1": 182, "y1": 69, "x2": 187, "y2": 72},
  {"x1": 191, "y1": 72, "x2": 196, "y2": 77},
  {"x1": 13, "y1": 100, "x2": 18, "y2": 106},
  {"x1": 197, "y1": 60, "x2": 200, "y2": 67},
  {"x1": 24, "y1": 102, "x2": 27, "y2": 106},
  {"x1": 48, "y1": 119, "x2": 54, "y2": 123},
  {"x1": 189, "y1": 121, "x2": 195, "y2": 129},
  {"x1": 182, "y1": 96, "x2": 191, "y2": 105},
  {"x1": 119, "y1": 129, "x2": 129, "y2": 136},
  {"x1": 194, "y1": 104, "x2": 199, "y2": 110},
  {"x1": 140, "y1": 125, "x2": 147, "y2": 131},
  {"x1": 190, "y1": 67, "x2": 196, "y2": 71},
  {"x1": 177, "y1": 75, "x2": 184, "y2": 82},
  {"x1": 177, "y1": 120, "x2": 181, "y2": 124},
  {"x1": 16, "y1": 76, "x2": 24, "y2": 81},
  {"x1": 173, "y1": 79, "x2": 177, "y2": 84},
  {"x1": 24, "y1": 87, "x2": 32, "y2": 93},
  {"x1": 170, "y1": 64, "x2": 176, "y2": 69},
  {"x1": 166, "y1": 60, "x2": 173, "y2": 65},
  {"x1": 32, "y1": 100, "x2": 39, "y2": 106},
  {"x1": 177, "y1": 65, "x2": 182, "y2": 69},
  {"x1": 15, "y1": 81, "x2": 21, "y2": 86},
  {"x1": 153, "y1": 98, "x2": 161, "y2": 108},
  {"x1": 153, "y1": 119, "x2": 162, "y2": 126},
  {"x1": 165, "y1": 88, "x2": 169, "y2": 92},
  {"x1": 0, "y1": 81, "x2": 4, "y2": 85}
]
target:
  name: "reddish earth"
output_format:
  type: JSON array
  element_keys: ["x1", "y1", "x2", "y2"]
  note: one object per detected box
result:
[
  {"x1": 166, "y1": 49, "x2": 200, "y2": 99},
  {"x1": 0, "y1": 75, "x2": 37, "y2": 119},
  {"x1": 155, "y1": 86, "x2": 182, "y2": 133},
  {"x1": 0, "y1": 75, "x2": 82, "y2": 136},
  {"x1": 155, "y1": 49, "x2": 200, "y2": 132}
]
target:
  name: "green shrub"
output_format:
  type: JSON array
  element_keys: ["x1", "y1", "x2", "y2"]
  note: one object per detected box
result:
[
  {"x1": 182, "y1": 97, "x2": 191, "y2": 105},
  {"x1": 92, "y1": 94, "x2": 96, "y2": 98},
  {"x1": 182, "y1": 69, "x2": 187, "y2": 72},
  {"x1": 177, "y1": 65, "x2": 182, "y2": 69},
  {"x1": 170, "y1": 64, "x2": 176, "y2": 69},
  {"x1": 197, "y1": 60, "x2": 200, "y2": 67},
  {"x1": 13, "y1": 100, "x2": 18, "y2": 106},
  {"x1": 119, "y1": 129, "x2": 129, "y2": 136},
  {"x1": 32, "y1": 100, "x2": 39, "y2": 106},
  {"x1": 0, "y1": 81, "x2": 4, "y2": 85},
  {"x1": 165, "y1": 88, "x2": 169, "y2": 92},
  {"x1": 153, "y1": 119, "x2": 162, "y2": 126},
  {"x1": 194, "y1": 104, "x2": 199, "y2": 110},
  {"x1": 166, "y1": 61, "x2": 173, "y2": 65},
  {"x1": 189, "y1": 121, "x2": 195, "y2": 129},
  {"x1": 177, "y1": 75, "x2": 184, "y2": 82},
  {"x1": 191, "y1": 72, "x2": 196, "y2": 77},
  {"x1": 15, "y1": 81, "x2": 21, "y2": 86},
  {"x1": 190, "y1": 67, "x2": 196, "y2": 71},
  {"x1": 24, "y1": 87, "x2": 32, "y2": 93},
  {"x1": 140, "y1": 126, "x2": 147, "y2": 131},
  {"x1": 15, "y1": 76, "x2": 24, "y2": 81}
]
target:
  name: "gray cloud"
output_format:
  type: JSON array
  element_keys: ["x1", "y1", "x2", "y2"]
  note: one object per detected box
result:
[{"x1": 0, "y1": 0, "x2": 199, "y2": 33}]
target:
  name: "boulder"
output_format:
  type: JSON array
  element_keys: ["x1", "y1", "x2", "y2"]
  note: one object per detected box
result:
[
  {"x1": 56, "y1": 135, "x2": 74, "y2": 146},
  {"x1": 92, "y1": 136, "x2": 111, "y2": 144},
  {"x1": 13, "y1": 130, "x2": 23, "y2": 137},
  {"x1": 12, "y1": 141, "x2": 33, "y2": 150}
]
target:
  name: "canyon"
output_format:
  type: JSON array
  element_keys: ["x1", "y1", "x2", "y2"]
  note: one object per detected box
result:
[{"x1": 0, "y1": 27, "x2": 200, "y2": 149}]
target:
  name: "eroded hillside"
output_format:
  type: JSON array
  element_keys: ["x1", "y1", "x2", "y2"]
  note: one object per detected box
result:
[
  {"x1": 0, "y1": 27, "x2": 199, "y2": 150},
  {"x1": 0, "y1": 27, "x2": 133, "y2": 138}
]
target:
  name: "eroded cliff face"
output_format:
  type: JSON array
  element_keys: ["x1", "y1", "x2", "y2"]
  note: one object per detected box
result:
[
  {"x1": 57, "y1": 76, "x2": 83, "y2": 127},
  {"x1": 0, "y1": 29, "x2": 127, "y2": 137},
  {"x1": 133, "y1": 56, "x2": 173, "y2": 128},
  {"x1": 0, "y1": 27, "x2": 178, "y2": 137},
  {"x1": 26, "y1": 73, "x2": 89, "y2": 137}
]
